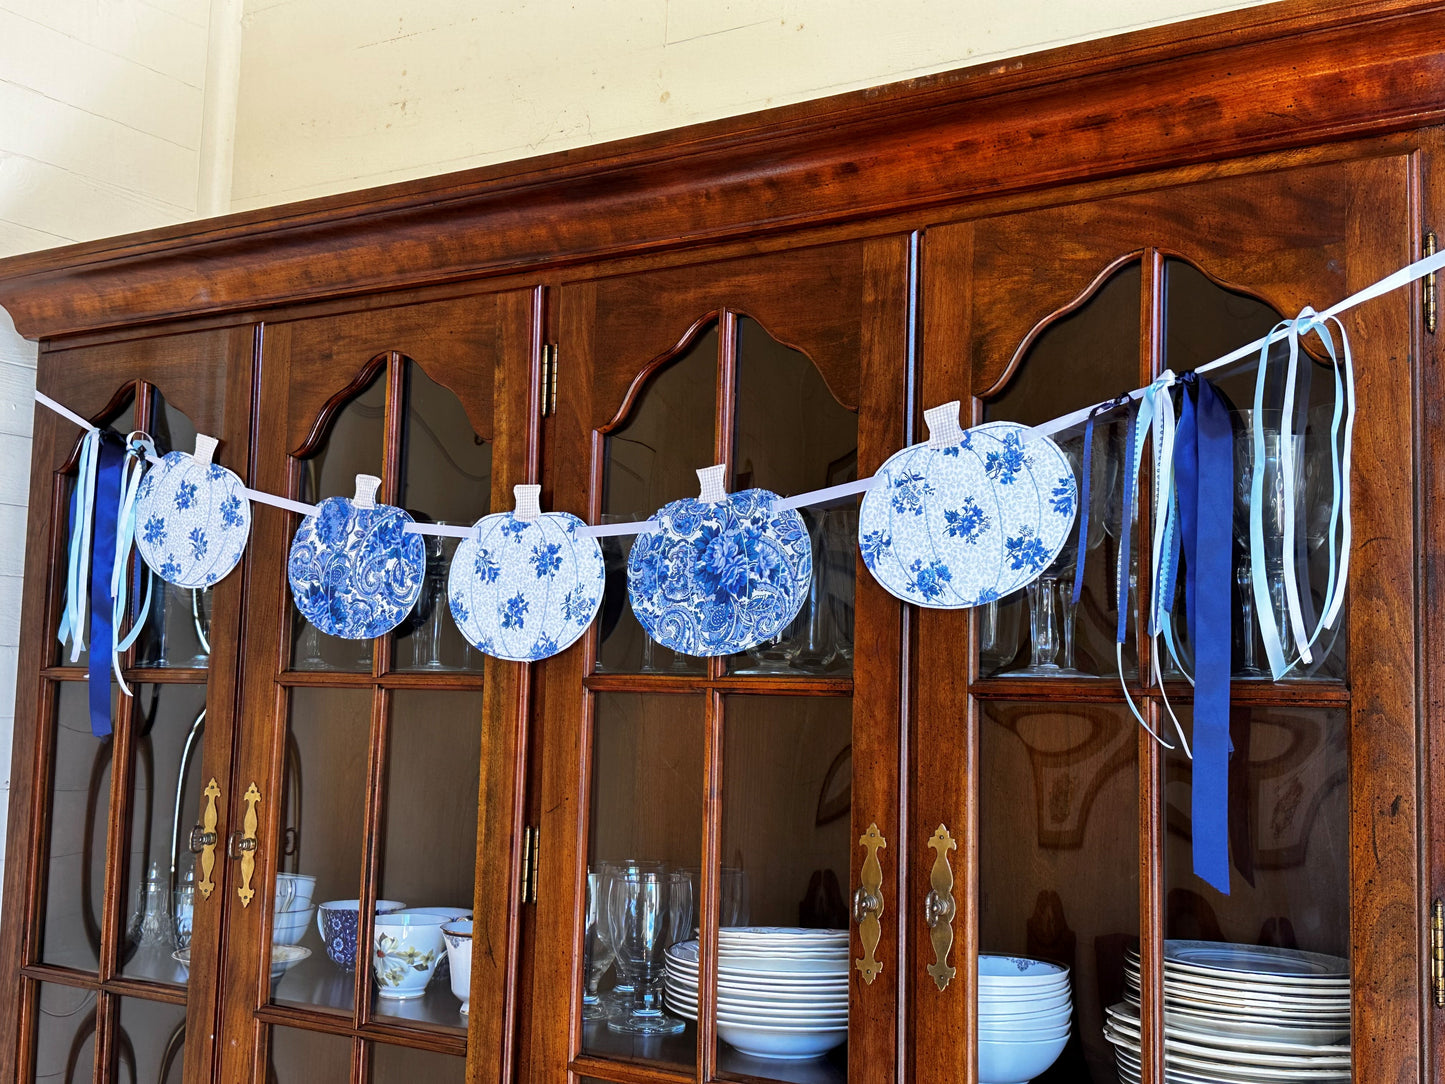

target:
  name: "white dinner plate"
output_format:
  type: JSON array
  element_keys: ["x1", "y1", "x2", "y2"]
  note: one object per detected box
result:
[
  {"x1": 1125, "y1": 961, "x2": 1350, "y2": 1004},
  {"x1": 1163, "y1": 941, "x2": 1348, "y2": 980},
  {"x1": 1105, "y1": 1001, "x2": 1349, "y2": 1057},
  {"x1": 1108, "y1": 1031, "x2": 1351, "y2": 1081},
  {"x1": 1105, "y1": 1008, "x2": 1350, "y2": 1069},
  {"x1": 1120, "y1": 998, "x2": 1349, "y2": 1046}
]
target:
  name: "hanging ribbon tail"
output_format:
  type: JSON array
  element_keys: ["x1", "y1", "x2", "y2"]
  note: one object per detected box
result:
[
  {"x1": 1189, "y1": 377, "x2": 1235, "y2": 894},
  {"x1": 59, "y1": 429, "x2": 100, "y2": 660},
  {"x1": 87, "y1": 432, "x2": 126, "y2": 738}
]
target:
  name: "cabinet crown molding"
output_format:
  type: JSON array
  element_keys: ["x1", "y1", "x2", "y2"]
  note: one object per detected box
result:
[{"x1": 3, "y1": 0, "x2": 1445, "y2": 339}]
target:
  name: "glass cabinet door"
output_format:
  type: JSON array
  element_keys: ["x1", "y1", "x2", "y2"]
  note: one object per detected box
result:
[
  {"x1": 533, "y1": 238, "x2": 910, "y2": 1084},
  {"x1": 226, "y1": 290, "x2": 535, "y2": 1083},
  {"x1": 7, "y1": 326, "x2": 255, "y2": 1083},
  {"x1": 916, "y1": 151, "x2": 1420, "y2": 1084}
]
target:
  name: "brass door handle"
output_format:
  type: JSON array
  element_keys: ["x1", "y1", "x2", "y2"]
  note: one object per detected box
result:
[
  {"x1": 233, "y1": 783, "x2": 261, "y2": 907},
  {"x1": 854, "y1": 823, "x2": 886, "y2": 984},
  {"x1": 192, "y1": 779, "x2": 221, "y2": 899},
  {"x1": 925, "y1": 824, "x2": 958, "y2": 991}
]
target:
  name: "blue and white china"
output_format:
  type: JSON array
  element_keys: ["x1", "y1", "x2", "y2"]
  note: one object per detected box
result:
[
  {"x1": 627, "y1": 465, "x2": 812, "y2": 657},
  {"x1": 316, "y1": 898, "x2": 406, "y2": 970},
  {"x1": 372, "y1": 913, "x2": 449, "y2": 999},
  {"x1": 288, "y1": 475, "x2": 426, "y2": 639},
  {"x1": 858, "y1": 403, "x2": 1077, "y2": 608},
  {"x1": 134, "y1": 433, "x2": 251, "y2": 588},
  {"x1": 276, "y1": 872, "x2": 316, "y2": 911},
  {"x1": 448, "y1": 485, "x2": 605, "y2": 662},
  {"x1": 978, "y1": 952, "x2": 1073, "y2": 1082},
  {"x1": 442, "y1": 919, "x2": 474, "y2": 1014}
]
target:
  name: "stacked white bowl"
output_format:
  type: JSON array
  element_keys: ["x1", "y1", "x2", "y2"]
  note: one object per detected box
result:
[
  {"x1": 978, "y1": 954, "x2": 1072, "y2": 1084},
  {"x1": 664, "y1": 927, "x2": 849, "y2": 1060}
]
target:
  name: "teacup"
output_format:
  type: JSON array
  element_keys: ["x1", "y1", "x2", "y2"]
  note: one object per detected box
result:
[
  {"x1": 397, "y1": 908, "x2": 473, "y2": 983},
  {"x1": 316, "y1": 899, "x2": 406, "y2": 970},
  {"x1": 372, "y1": 914, "x2": 448, "y2": 999},
  {"x1": 442, "y1": 919, "x2": 473, "y2": 1015}
]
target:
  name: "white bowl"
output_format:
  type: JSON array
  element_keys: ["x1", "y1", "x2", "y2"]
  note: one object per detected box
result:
[
  {"x1": 276, "y1": 873, "x2": 317, "y2": 911},
  {"x1": 979, "y1": 1021, "x2": 1070, "y2": 1041},
  {"x1": 272, "y1": 904, "x2": 316, "y2": 946},
  {"x1": 442, "y1": 919, "x2": 472, "y2": 1015},
  {"x1": 717, "y1": 1020, "x2": 848, "y2": 1060},
  {"x1": 372, "y1": 914, "x2": 448, "y2": 1000},
  {"x1": 397, "y1": 905, "x2": 473, "y2": 922},
  {"x1": 978, "y1": 1032, "x2": 1069, "y2": 1084},
  {"x1": 979, "y1": 995, "x2": 1072, "y2": 1017},
  {"x1": 979, "y1": 955, "x2": 1070, "y2": 985}
]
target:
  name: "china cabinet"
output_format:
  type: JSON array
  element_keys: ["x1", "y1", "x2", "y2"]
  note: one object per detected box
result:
[{"x1": 0, "y1": 2, "x2": 1442, "y2": 1083}]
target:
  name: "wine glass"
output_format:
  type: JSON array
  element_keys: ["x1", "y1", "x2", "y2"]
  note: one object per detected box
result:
[
  {"x1": 599, "y1": 859, "x2": 666, "y2": 1013},
  {"x1": 606, "y1": 868, "x2": 691, "y2": 1035},
  {"x1": 582, "y1": 868, "x2": 614, "y2": 1021}
]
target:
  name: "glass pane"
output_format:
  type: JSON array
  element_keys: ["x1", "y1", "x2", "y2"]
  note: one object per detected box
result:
[
  {"x1": 983, "y1": 263, "x2": 1142, "y2": 681},
  {"x1": 114, "y1": 996, "x2": 186, "y2": 1083},
  {"x1": 728, "y1": 318, "x2": 858, "y2": 676},
  {"x1": 372, "y1": 690, "x2": 481, "y2": 1031},
  {"x1": 271, "y1": 688, "x2": 371, "y2": 1016},
  {"x1": 980, "y1": 701, "x2": 1139, "y2": 1083},
  {"x1": 596, "y1": 327, "x2": 718, "y2": 674},
  {"x1": 710, "y1": 696, "x2": 851, "y2": 1080},
  {"x1": 1163, "y1": 704, "x2": 1348, "y2": 950},
  {"x1": 266, "y1": 1026, "x2": 352, "y2": 1083},
  {"x1": 32, "y1": 982, "x2": 98, "y2": 1083},
  {"x1": 393, "y1": 361, "x2": 492, "y2": 672},
  {"x1": 369, "y1": 1043, "x2": 465, "y2": 1083},
  {"x1": 1164, "y1": 258, "x2": 1346, "y2": 681},
  {"x1": 39, "y1": 683, "x2": 114, "y2": 971},
  {"x1": 289, "y1": 364, "x2": 386, "y2": 673},
  {"x1": 582, "y1": 693, "x2": 704, "y2": 1071},
  {"x1": 135, "y1": 391, "x2": 212, "y2": 669},
  {"x1": 119, "y1": 684, "x2": 207, "y2": 984}
]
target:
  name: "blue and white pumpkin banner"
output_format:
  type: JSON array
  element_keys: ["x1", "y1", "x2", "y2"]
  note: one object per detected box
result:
[{"x1": 36, "y1": 245, "x2": 1428, "y2": 704}]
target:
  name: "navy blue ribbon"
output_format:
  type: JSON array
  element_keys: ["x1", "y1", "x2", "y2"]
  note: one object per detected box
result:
[
  {"x1": 88, "y1": 432, "x2": 125, "y2": 739},
  {"x1": 1073, "y1": 396, "x2": 1132, "y2": 607},
  {"x1": 1175, "y1": 374, "x2": 1234, "y2": 894}
]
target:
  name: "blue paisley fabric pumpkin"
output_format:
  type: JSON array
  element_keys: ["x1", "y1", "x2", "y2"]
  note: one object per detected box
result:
[
  {"x1": 627, "y1": 464, "x2": 812, "y2": 657},
  {"x1": 858, "y1": 402, "x2": 1077, "y2": 608},
  {"x1": 287, "y1": 474, "x2": 426, "y2": 639},
  {"x1": 134, "y1": 433, "x2": 251, "y2": 588},
  {"x1": 448, "y1": 485, "x2": 605, "y2": 662}
]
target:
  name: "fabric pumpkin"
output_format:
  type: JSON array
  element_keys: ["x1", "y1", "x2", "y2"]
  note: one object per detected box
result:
[
  {"x1": 858, "y1": 402, "x2": 1077, "y2": 608},
  {"x1": 627, "y1": 464, "x2": 811, "y2": 657},
  {"x1": 134, "y1": 433, "x2": 251, "y2": 588},
  {"x1": 288, "y1": 474, "x2": 426, "y2": 639},
  {"x1": 448, "y1": 484, "x2": 605, "y2": 662}
]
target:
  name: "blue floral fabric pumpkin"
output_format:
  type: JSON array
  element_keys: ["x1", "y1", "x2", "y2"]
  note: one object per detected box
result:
[
  {"x1": 627, "y1": 465, "x2": 812, "y2": 657},
  {"x1": 134, "y1": 433, "x2": 251, "y2": 588},
  {"x1": 287, "y1": 475, "x2": 426, "y2": 639},
  {"x1": 858, "y1": 403, "x2": 1077, "y2": 608},
  {"x1": 448, "y1": 485, "x2": 605, "y2": 662}
]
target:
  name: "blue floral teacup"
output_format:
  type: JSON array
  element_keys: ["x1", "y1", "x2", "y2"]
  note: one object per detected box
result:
[
  {"x1": 372, "y1": 914, "x2": 448, "y2": 999},
  {"x1": 316, "y1": 899, "x2": 406, "y2": 970}
]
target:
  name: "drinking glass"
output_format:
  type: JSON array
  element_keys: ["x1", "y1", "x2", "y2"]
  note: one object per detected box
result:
[
  {"x1": 606, "y1": 869, "x2": 691, "y2": 1035},
  {"x1": 599, "y1": 859, "x2": 666, "y2": 1013},
  {"x1": 1234, "y1": 409, "x2": 1305, "y2": 674},
  {"x1": 582, "y1": 869, "x2": 614, "y2": 1021}
]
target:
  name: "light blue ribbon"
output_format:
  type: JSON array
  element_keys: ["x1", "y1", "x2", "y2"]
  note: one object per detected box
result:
[
  {"x1": 57, "y1": 428, "x2": 100, "y2": 661},
  {"x1": 110, "y1": 433, "x2": 156, "y2": 695}
]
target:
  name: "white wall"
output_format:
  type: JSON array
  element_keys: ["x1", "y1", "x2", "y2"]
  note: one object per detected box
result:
[
  {"x1": 0, "y1": 0, "x2": 240, "y2": 915},
  {"x1": 0, "y1": 0, "x2": 1272, "y2": 917},
  {"x1": 230, "y1": 0, "x2": 1269, "y2": 210}
]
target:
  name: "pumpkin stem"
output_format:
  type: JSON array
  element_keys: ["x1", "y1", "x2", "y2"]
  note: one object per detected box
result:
[
  {"x1": 696, "y1": 464, "x2": 728, "y2": 503},
  {"x1": 192, "y1": 433, "x2": 219, "y2": 465},
  {"x1": 923, "y1": 401, "x2": 966, "y2": 449},
  {"x1": 352, "y1": 474, "x2": 382, "y2": 509},
  {"x1": 513, "y1": 484, "x2": 542, "y2": 521}
]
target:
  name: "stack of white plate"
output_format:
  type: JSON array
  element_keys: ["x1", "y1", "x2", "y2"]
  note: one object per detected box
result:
[
  {"x1": 978, "y1": 954, "x2": 1072, "y2": 1084},
  {"x1": 1104, "y1": 940, "x2": 1351, "y2": 1083},
  {"x1": 664, "y1": 927, "x2": 849, "y2": 1061}
]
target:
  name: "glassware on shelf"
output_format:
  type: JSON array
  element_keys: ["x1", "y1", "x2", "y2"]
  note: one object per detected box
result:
[
  {"x1": 979, "y1": 597, "x2": 1020, "y2": 675},
  {"x1": 597, "y1": 859, "x2": 667, "y2": 1014},
  {"x1": 1007, "y1": 575, "x2": 1087, "y2": 677},
  {"x1": 128, "y1": 860, "x2": 175, "y2": 951},
  {"x1": 410, "y1": 528, "x2": 451, "y2": 670},
  {"x1": 172, "y1": 865, "x2": 195, "y2": 953},
  {"x1": 582, "y1": 868, "x2": 615, "y2": 1021},
  {"x1": 605, "y1": 868, "x2": 692, "y2": 1036}
]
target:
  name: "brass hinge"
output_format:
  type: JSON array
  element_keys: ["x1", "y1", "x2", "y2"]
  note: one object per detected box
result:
[
  {"x1": 1432, "y1": 898, "x2": 1444, "y2": 1008},
  {"x1": 539, "y1": 345, "x2": 558, "y2": 418},
  {"x1": 1425, "y1": 231, "x2": 1437, "y2": 335},
  {"x1": 519, "y1": 825, "x2": 540, "y2": 905}
]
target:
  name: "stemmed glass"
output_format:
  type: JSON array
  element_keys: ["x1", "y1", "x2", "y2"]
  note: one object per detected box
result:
[
  {"x1": 1233, "y1": 410, "x2": 1305, "y2": 676},
  {"x1": 606, "y1": 868, "x2": 692, "y2": 1035},
  {"x1": 582, "y1": 868, "x2": 615, "y2": 1021}
]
